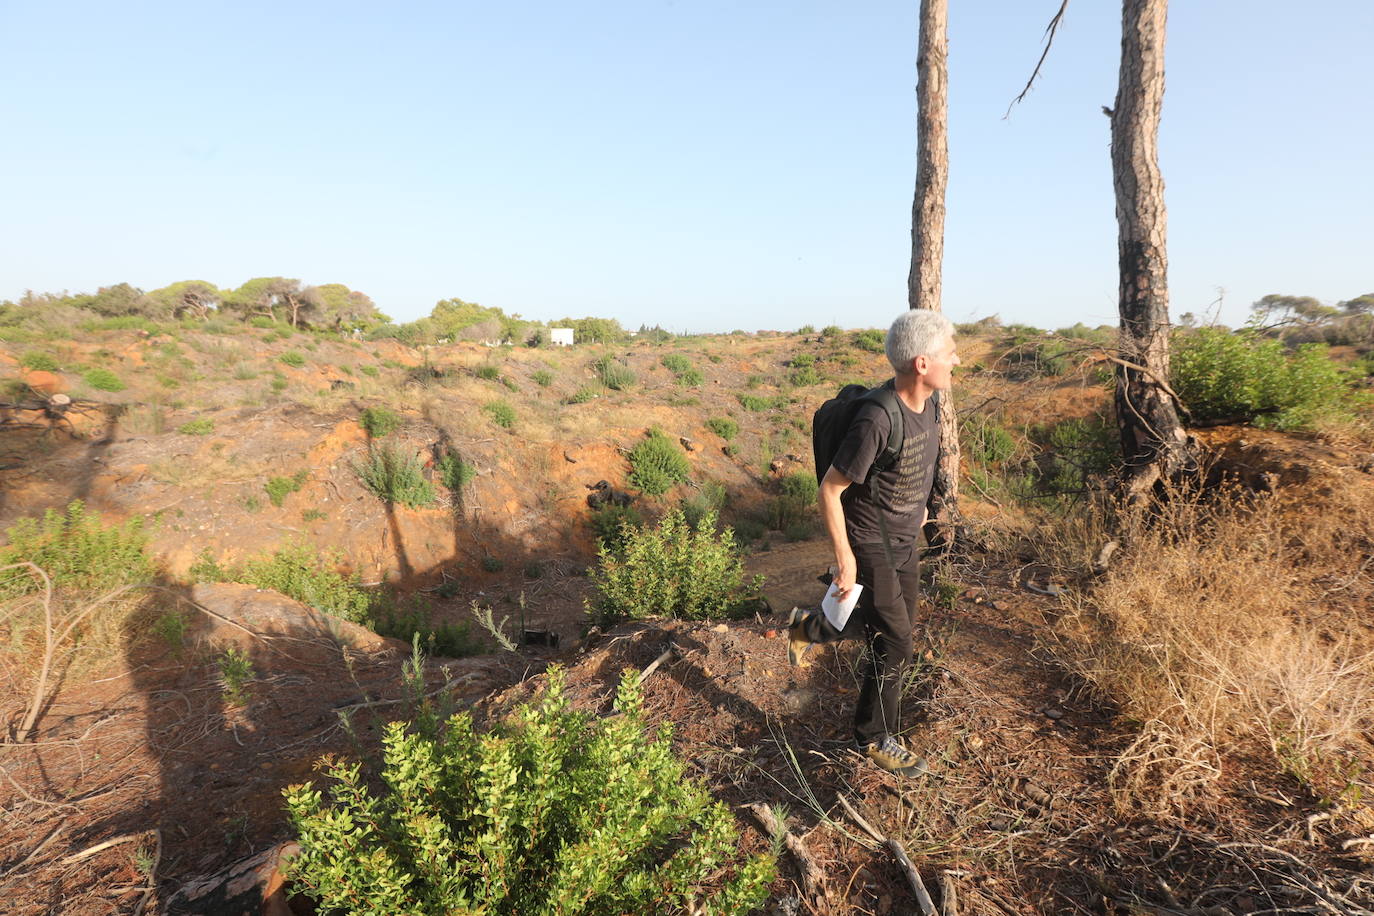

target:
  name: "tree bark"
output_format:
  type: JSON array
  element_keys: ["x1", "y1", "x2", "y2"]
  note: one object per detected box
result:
[
  {"x1": 1110, "y1": 0, "x2": 1193, "y2": 501},
  {"x1": 907, "y1": 0, "x2": 962, "y2": 536}
]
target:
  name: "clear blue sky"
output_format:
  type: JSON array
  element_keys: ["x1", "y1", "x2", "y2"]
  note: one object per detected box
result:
[{"x1": 2, "y1": 1, "x2": 1369, "y2": 333}]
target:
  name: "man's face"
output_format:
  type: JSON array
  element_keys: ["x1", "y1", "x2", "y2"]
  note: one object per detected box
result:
[{"x1": 920, "y1": 334, "x2": 960, "y2": 390}]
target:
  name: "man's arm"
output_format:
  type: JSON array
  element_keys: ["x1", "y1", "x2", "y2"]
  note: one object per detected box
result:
[{"x1": 819, "y1": 465, "x2": 858, "y2": 599}]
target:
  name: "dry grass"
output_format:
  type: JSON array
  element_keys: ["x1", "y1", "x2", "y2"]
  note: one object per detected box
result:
[{"x1": 1040, "y1": 481, "x2": 1374, "y2": 812}]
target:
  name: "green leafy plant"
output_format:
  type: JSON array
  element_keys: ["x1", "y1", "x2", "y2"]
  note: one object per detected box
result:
[
  {"x1": 789, "y1": 365, "x2": 821, "y2": 386},
  {"x1": 284, "y1": 667, "x2": 774, "y2": 915},
  {"x1": 481, "y1": 555, "x2": 505, "y2": 573},
  {"x1": 353, "y1": 443, "x2": 437, "y2": 508},
  {"x1": 588, "y1": 503, "x2": 644, "y2": 554},
  {"x1": 589, "y1": 509, "x2": 759, "y2": 624},
  {"x1": 217, "y1": 646, "x2": 256, "y2": 705},
  {"x1": 821, "y1": 325, "x2": 843, "y2": 338},
  {"x1": 302, "y1": 508, "x2": 327, "y2": 522},
  {"x1": 532, "y1": 369, "x2": 554, "y2": 387},
  {"x1": 177, "y1": 418, "x2": 214, "y2": 435},
  {"x1": 153, "y1": 612, "x2": 187, "y2": 651},
  {"x1": 359, "y1": 406, "x2": 403, "y2": 438},
  {"x1": 437, "y1": 451, "x2": 476, "y2": 491},
  {"x1": 359, "y1": 364, "x2": 380, "y2": 377},
  {"x1": 675, "y1": 367, "x2": 704, "y2": 387},
  {"x1": 475, "y1": 364, "x2": 501, "y2": 380},
  {"x1": 593, "y1": 355, "x2": 636, "y2": 390},
  {"x1": 851, "y1": 329, "x2": 885, "y2": 353},
  {"x1": 265, "y1": 469, "x2": 309, "y2": 507},
  {"x1": 660, "y1": 353, "x2": 693, "y2": 374},
  {"x1": 627, "y1": 428, "x2": 691, "y2": 496},
  {"x1": 705, "y1": 416, "x2": 738, "y2": 440},
  {"x1": 681, "y1": 480, "x2": 727, "y2": 528},
  {"x1": 82, "y1": 368, "x2": 125, "y2": 392},
  {"x1": 0, "y1": 501, "x2": 152, "y2": 597},
  {"x1": 565, "y1": 386, "x2": 599, "y2": 404},
  {"x1": 767, "y1": 472, "x2": 817, "y2": 531},
  {"x1": 279, "y1": 351, "x2": 306, "y2": 368},
  {"x1": 484, "y1": 400, "x2": 516, "y2": 429},
  {"x1": 19, "y1": 352, "x2": 59, "y2": 371},
  {"x1": 960, "y1": 415, "x2": 1018, "y2": 466},
  {"x1": 737, "y1": 394, "x2": 787, "y2": 412},
  {"x1": 193, "y1": 544, "x2": 374, "y2": 624}
]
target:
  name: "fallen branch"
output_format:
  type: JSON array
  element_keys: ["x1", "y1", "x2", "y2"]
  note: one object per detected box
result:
[
  {"x1": 636, "y1": 645, "x2": 677, "y2": 686},
  {"x1": 938, "y1": 870, "x2": 962, "y2": 916},
  {"x1": 746, "y1": 803, "x2": 825, "y2": 907},
  {"x1": 837, "y1": 793, "x2": 936, "y2": 916},
  {"x1": 62, "y1": 833, "x2": 141, "y2": 864}
]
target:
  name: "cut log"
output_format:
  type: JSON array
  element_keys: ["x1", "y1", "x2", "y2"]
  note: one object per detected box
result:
[{"x1": 164, "y1": 842, "x2": 302, "y2": 916}]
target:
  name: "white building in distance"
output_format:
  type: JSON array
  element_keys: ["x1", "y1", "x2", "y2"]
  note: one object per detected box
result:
[{"x1": 550, "y1": 328, "x2": 574, "y2": 346}]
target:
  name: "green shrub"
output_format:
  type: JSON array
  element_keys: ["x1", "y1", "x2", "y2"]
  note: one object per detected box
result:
[
  {"x1": 821, "y1": 325, "x2": 842, "y2": 338},
  {"x1": 789, "y1": 353, "x2": 816, "y2": 369},
  {"x1": 681, "y1": 480, "x2": 727, "y2": 528},
  {"x1": 353, "y1": 443, "x2": 437, "y2": 508},
  {"x1": 588, "y1": 503, "x2": 644, "y2": 553},
  {"x1": 284, "y1": 667, "x2": 774, "y2": 915},
  {"x1": 736, "y1": 394, "x2": 786, "y2": 412},
  {"x1": 177, "y1": 418, "x2": 214, "y2": 435},
  {"x1": 81, "y1": 315, "x2": 161, "y2": 333},
  {"x1": 0, "y1": 501, "x2": 153, "y2": 597},
  {"x1": 19, "y1": 352, "x2": 59, "y2": 371},
  {"x1": 82, "y1": 368, "x2": 125, "y2": 392},
  {"x1": 676, "y1": 367, "x2": 704, "y2": 387},
  {"x1": 359, "y1": 406, "x2": 403, "y2": 438},
  {"x1": 705, "y1": 416, "x2": 739, "y2": 440},
  {"x1": 194, "y1": 544, "x2": 374, "y2": 624},
  {"x1": 767, "y1": 473, "x2": 817, "y2": 531},
  {"x1": 593, "y1": 355, "x2": 636, "y2": 390},
  {"x1": 437, "y1": 451, "x2": 477, "y2": 490},
  {"x1": 370, "y1": 597, "x2": 485, "y2": 657},
  {"x1": 1171, "y1": 329, "x2": 1355, "y2": 429},
  {"x1": 798, "y1": 324, "x2": 815, "y2": 335},
  {"x1": 661, "y1": 353, "x2": 693, "y2": 374},
  {"x1": 565, "y1": 386, "x2": 599, "y2": 404},
  {"x1": 481, "y1": 555, "x2": 505, "y2": 573},
  {"x1": 484, "y1": 400, "x2": 516, "y2": 429},
  {"x1": 265, "y1": 469, "x2": 309, "y2": 507},
  {"x1": 960, "y1": 415, "x2": 1018, "y2": 466},
  {"x1": 270, "y1": 374, "x2": 288, "y2": 393},
  {"x1": 590, "y1": 509, "x2": 758, "y2": 624},
  {"x1": 475, "y1": 364, "x2": 501, "y2": 380},
  {"x1": 789, "y1": 366, "x2": 821, "y2": 387},
  {"x1": 851, "y1": 329, "x2": 885, "y2": 353},
  {"x1": 359, "y1": 364, "x2": 380, "y2": 377},
  {"x1": 532, "y1": 369, "x2": 554, "y2": 387},
  {"x1": 279, "y1": 351, "x2": 306, "y2": 368},
  {"x1": 1000, "y1": 333, "x2": 1072, "y2": 379},
  {"x1": 217, "y1": 646, "x2": 255, "y2": 705},
  {"x1": 627, "y1": 429, "x2": 690, "y2": 496}
]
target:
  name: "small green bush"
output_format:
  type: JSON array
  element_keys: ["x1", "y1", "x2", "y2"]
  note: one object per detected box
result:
[
  {"x1": 767, "y1": 473, "x2": 817, "y2": 531},
  {"x1": 532, "y1": 369, "x2": 554, "y2": 387},
  {"x1": 270, "y1": 374, "x2": 288, "y2": 393},
  {"x1": 265, "y1": 469, "x2": 309, "y2": 507},
  {"x1": 82, "y1": 368, "x2": 125, "y2": 392},
  {"x1": 177, "y1": 418, "x2": 214, "y2": 435},
  {"x1": 359, "y1": 364, "x2": 380, "y2": 377},
  {"x1": 475, "y1": 364, "x2": 501, "y2": 380},
  {"x1": 217, "y1": 646, "x2": 255, "y2": 705},
  {"x1": 705, "y1": 416, "x2": 739, "y2": 440},
  {"x1": 681, "y1": 480, "x2": 727, "y2": 528},
  {"x1": 284, "y1": 667, "x2": 774, "y2": 915},
  {"x1": 789, "y1": 353, "x2": 816, "y2": 369},
  {"x1": 588, "y1": 503, "x2": 644, "y2": 553},
  {"x1": 0, "y1": 501, "x2": 153, "y2": 597},
  {"x1": 798, "y1": 324, "x2": 816, "y2": 334},
  {"x1": 359, "y1": 406, "x2": 403, "y2": 438},
  {"x1": 593, "y1": 355, "x2": 636, "y2": 390},
  {"x1": 437, "y1": 451, "x2": 477, "y2": 490},
  {"x1": 353, "y1": 443, "x2": 437, "y2": 508},
  {"x1": 279, "y1": 351, "x2": 306, "y2": 368},
  {"x1": 851, "y1": 329, "x2": 885, "y2": 353},
  {"x1": 565, "y1": 386, "x2": 599, "y2": 404},
  {"x1": 627, "y1": 429, "x2": 691, "y2": 496},
  {"x1": 481, "y1": 555, "x2": 505, "y2": 573},
  {"x1": 590, "y1": 509, "x2": 758, "y2": 624},
  {"x1": 676, "y1": 367, "x2": 704, "y2": 387},
  {"x1": 789, "y1": 366, "x2": 821, "y2": 387},
  {"x1": 19, "y1": 352, "x2": 59, "y2": 371},
  {"x1": 961, "y1": 415, "x2": 1018, "y2": 466},
  {"x1": 370, "y1": 597, "x2": 485, "y2": 657},
  {"x1": 821, "y1": 325, "x2": 843, "y2": 338},
  {"x1": 661, "y1": 353, "x2": 693, "y2": 374},
  {"x1": 737, "y1": 394, "x2": 786, "y2": 412},
  {"x1": 484, "y1": 400, "x2": 516, "y2": 429},
  {"x1": 193, "y1": 544, "x2": 373, "y2": 624}
]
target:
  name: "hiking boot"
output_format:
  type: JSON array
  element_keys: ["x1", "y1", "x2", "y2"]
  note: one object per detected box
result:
[
  {"x1": 859, "y1": 737, "x2": 929, "y2": 779},
  {"x1": 787, "y1": 607, "x2": 815, "y2": 668}
]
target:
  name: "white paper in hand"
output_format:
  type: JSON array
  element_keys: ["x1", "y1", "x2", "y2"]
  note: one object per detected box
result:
[{"x1": 821, "y1": 581, "x2": 862, "y2": 631}]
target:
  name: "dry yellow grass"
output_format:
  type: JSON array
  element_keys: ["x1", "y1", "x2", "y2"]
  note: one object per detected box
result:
[{"x1": 1040, "y1": 480, "x2": 1374, "y2": 813}]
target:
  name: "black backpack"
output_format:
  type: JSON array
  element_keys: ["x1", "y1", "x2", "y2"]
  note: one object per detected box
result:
[{"x1": 811, "y1": 381, "x2": 904, "y2": 485}]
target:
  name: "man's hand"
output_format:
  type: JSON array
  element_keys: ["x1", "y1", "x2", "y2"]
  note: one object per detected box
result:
[{"x1": 832, "y1": 549, "x2": 858, "y2": 600}]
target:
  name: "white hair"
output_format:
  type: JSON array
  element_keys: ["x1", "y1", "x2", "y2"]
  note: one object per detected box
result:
[{"x1": 885, "y1": 310, "x2": 955, "y2": 374}]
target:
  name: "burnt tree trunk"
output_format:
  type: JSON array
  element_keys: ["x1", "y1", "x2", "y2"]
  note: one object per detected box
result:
[
  {"x1": 1109, "y1": 0, "x2": 1194, "y2": 501},
  {"x1": 907, "y1": 0, "x2": 962, "y2": 543}
]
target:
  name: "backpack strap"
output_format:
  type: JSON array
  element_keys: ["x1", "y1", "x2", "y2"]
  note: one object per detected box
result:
[{"x1": 861, "y1": 382, "x2": 904, "y2": 474}]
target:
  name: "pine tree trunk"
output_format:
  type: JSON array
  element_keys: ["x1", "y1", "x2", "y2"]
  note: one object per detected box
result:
[
  {"x1": 907, "y1": 0, "x2": 961, "y2": 540},
  {"x1": 1110, "y1": 0, "x2": 1193, "y2": 501}
]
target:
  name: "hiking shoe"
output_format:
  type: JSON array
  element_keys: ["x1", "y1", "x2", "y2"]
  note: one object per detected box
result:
[
  {"x1": 859, "y1": 737, "x2": 929, "y2": 779},
  {"x1": 787, "y1": 607, "x2": 815, "y2": 668}
]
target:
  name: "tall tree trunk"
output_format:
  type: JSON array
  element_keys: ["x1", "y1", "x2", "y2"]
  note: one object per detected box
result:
[
  {"x1": 908, "y1": 0, "x2": 961, "y2": 542},
  {"x1": 1110, "y1": 0, "x2": 1193, "y2": 501}
]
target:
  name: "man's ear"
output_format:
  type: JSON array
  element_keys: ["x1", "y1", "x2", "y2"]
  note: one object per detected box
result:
[{"x1": 913, "y1": 354, "x2": 930, "y2": 376}]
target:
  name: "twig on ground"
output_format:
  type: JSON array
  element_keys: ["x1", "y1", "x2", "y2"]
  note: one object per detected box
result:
[
  {"x1": 837, "y1": 793, "x2": 937, "y2": 916},
  {"x1": 0, "y1": 819, "x2": 66, "y2": 885},
  {"x1": 62, "y1": 833, "x2": 141, "y2": 864},
  {"x1": 939, "y1": 870, "x2": 963, "y2": 916},
  {"x1": 131, "y1": 829, "x2": 162, "y2": 916},
  {"x1": 636, "y1": 645, "x2": 677, "y2": 687}
]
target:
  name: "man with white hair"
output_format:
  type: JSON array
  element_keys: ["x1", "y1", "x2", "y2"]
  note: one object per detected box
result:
[{"x1": 789, "y1": 310, "x2": 960, "y2": 778}]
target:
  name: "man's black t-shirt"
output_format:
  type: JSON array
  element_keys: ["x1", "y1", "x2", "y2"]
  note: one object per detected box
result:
[{"x1": 830, "y1": 386, "x2": 941, "y2": 548}]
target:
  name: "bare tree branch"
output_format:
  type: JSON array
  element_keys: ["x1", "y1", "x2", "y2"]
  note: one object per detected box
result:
[{"x1": 1005, "y1": 0, "x2": 1071, "y2": 118}]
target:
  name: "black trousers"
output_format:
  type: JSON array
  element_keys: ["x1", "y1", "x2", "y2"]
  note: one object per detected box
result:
[{"x1": 802, "y1": 540, "x2": 922, "y2": 746}]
